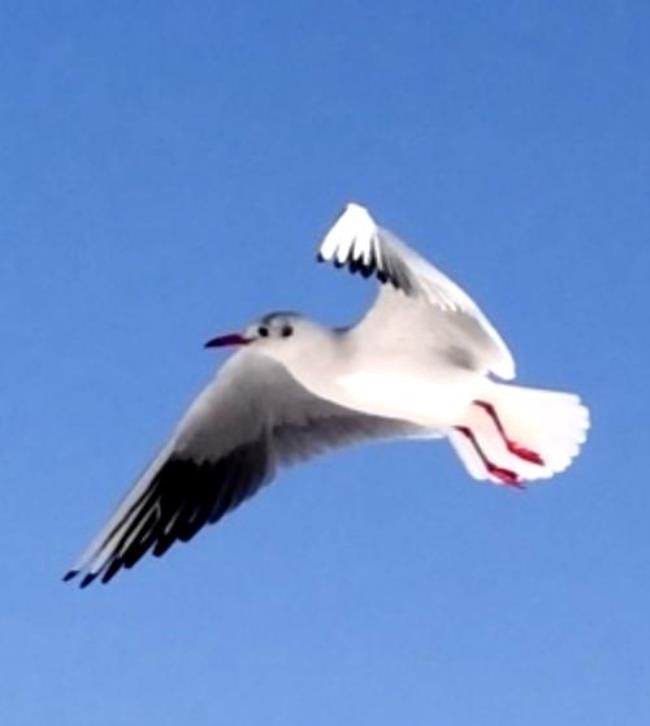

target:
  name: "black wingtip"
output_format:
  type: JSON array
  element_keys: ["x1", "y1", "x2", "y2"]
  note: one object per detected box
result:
[
  {"x1": 100, "y1": 559, "x2": 122, "y2": 584},
  {"x1": 62, "y1": 570, "x2": 78, "y2": 583},
  {"x1": 80, "y1": 572, "x2": 99, "y2": 589},
  {"x1": 316, "y1": 252, "x2": 325, "y2": 263}
]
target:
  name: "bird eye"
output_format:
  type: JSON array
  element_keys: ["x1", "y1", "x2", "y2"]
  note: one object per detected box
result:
[
  {"x1": 281, "y1": 325, "x2": 293, "y2": 338},
  {"x1": 258, "y1": 326, "x2": 269, "y2": 338}
]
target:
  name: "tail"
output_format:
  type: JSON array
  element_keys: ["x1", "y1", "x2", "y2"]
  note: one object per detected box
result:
[{"x1": 449, "y1": 383, "x2": 590, "y2": 486}]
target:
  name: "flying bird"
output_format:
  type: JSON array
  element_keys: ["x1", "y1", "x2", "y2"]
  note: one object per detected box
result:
[{"x1": 65, "y1": 203, "x2": 589, "y2": 587}]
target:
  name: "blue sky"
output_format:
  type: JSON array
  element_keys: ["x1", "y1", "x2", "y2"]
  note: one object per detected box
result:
[{"x1": 1, "y1": 1, "x2": 649, "y2": 724}]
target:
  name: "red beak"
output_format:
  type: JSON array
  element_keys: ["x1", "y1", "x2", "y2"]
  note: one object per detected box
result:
[{"x1": 204, "y1": 333, "x2": 252, "y2": 349}]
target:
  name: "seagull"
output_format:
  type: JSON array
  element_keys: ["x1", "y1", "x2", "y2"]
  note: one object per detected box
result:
[{"x1": 64, "y1": 203, "x2": 589, "y2": 587}]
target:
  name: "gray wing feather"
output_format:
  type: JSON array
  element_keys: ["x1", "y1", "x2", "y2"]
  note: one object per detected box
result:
[{"x1": 65, "y1": 351, "x2": 422, "y2": 587}]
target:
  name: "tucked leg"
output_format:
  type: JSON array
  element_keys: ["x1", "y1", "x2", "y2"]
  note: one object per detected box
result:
[
  {"x1": 473, "y1": 400, "x2": 545, "y2": 466},
  {"x1": 453, "y1": 426, "x2": 523, "y2": 488}
]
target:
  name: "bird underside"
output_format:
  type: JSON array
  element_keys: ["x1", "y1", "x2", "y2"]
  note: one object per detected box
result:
[{"x1": 328, "y1": 372, "x2": 546, "y2": 488}]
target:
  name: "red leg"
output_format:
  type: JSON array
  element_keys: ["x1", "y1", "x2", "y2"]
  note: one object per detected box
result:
[
  {"x1": 473, "y1": 400, "x2": 545, "y2": 466},
  {"x1": 454, "y1": 426, "x2": 524, "y2": 488}
]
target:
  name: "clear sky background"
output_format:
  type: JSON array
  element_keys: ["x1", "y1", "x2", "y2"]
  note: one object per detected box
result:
[{"x1": 1, "y1": 1, "x2": 649, "y2": 724}]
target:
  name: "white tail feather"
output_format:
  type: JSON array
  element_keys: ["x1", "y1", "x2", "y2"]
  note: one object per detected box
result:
[{"x1": 449, "y1": 383, "x2": 590, "y2": 484}]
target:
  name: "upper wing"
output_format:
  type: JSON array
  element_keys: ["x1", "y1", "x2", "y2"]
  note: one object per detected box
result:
[
  {"x1": 65, "y1": 350, "x2": 424, "y2": 587},
  {"x1": 317, "y1": 203, "x2": 515, "y2": 380}
]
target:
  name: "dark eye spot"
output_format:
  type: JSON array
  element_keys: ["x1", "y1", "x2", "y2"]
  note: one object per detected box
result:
[
  {"x1": 258, "y1": 326, "x2": 269, "y2": 338},
  {"x1": 281, "y1": 325, "x2": 293, "y2": 338}
]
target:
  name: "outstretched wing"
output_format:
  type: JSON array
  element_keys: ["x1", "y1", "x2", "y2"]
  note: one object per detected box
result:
[
  {"x1": 65, "y1": 350, "x2": 423, "y2": 587},
  {"x1": 317, "y1": 203, "x2": 515, "y2": 380}
]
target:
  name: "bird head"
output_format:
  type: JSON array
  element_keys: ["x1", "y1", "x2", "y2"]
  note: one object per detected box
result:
[{"x1": 204, "y1": 312, "x2": 328, "y2": 365}]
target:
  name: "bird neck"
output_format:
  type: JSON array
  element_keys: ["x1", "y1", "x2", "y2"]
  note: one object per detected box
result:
[{"x1": 281, "y1": 328, "x2": 353, "y2": 401}]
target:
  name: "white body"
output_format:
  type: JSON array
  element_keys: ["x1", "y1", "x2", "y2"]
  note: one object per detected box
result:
[{"x1": 278, "y1": 325, "x2": 483, "y2": 428}]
